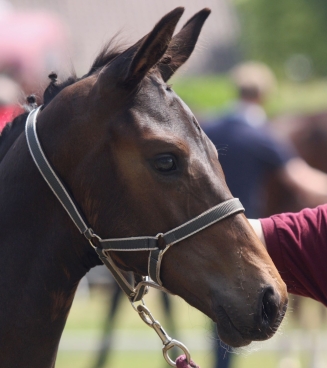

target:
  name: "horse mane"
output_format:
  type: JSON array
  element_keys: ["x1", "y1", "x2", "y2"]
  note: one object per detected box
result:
[{"x1": 0, "y1": 40, "x2": 124, "y2": 162}]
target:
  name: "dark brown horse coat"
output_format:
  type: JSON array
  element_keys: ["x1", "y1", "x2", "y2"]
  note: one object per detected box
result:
[{"x1": 0, "y1": 8, "x2": 287, "y2": 368}]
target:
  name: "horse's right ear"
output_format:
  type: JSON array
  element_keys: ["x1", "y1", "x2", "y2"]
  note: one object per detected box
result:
[
  {"x1": 158, "y1": 8, "x2": 211, "y2": 82},
  {"x1": 98, "y1": 7, "x2": 184, "y2": 88}
]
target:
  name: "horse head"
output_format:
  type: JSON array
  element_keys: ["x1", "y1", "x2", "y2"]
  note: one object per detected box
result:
[{"x1": 35, "y1": 8, "x2": 287, "y2": 348}]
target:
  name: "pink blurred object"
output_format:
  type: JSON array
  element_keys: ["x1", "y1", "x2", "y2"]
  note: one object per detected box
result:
[
  {"x1": 0, "y1": 105, "x2": 22, "y2": 132},
  {"x1": 176, "y1": 355, "x2": 200, "y2": 368},
  {"x1": 0, "y1": 9, "x2": 68, "y2": 93}
]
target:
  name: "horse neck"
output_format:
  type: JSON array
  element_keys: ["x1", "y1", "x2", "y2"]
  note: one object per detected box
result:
[{"x1": 0, "y1": 132, "x2": 99, "y2": 368}]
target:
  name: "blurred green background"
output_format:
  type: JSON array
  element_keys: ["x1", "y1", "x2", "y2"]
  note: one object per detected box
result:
[
  {"x1": 173, "y1": 77, "x2": 327, "y2": 120},
  {"x1": 56, "y1": 284, "x2": 327, "y2": 368},
  {"x1": 172, "y1": 0, "x2": 327, "y2": 121}
]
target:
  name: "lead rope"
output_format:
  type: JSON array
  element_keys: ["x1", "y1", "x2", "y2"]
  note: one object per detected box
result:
[
  {"x1": 176, "y1": 356, "x2": 200, "y2": 368},
  {"x1": 26, "y1": 107, "x2": 244, "y2": 368}
]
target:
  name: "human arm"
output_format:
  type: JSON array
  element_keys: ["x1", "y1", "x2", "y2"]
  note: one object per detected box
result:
[
  {"x1": 250, "y1": 125, "x2": 327, "y2": 210},
  {"x1": 260, "y1": 155, "x2": 327, "y2": 217},
  {"x1": 248, "y1": 219, "x2": 266, "y2": 247},
  {"x1": 280, "y1": 157, "x2": 327, "y2": 206},
  {"x1": 249, "y1": 205, "x2": 327, "y2": 306}
]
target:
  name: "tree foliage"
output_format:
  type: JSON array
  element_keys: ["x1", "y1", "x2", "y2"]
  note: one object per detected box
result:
[{"x1": 236, "y1": 0, "x2": 327, "y2": 76}]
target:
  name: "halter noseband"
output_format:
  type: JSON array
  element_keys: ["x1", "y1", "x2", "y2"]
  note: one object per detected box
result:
[{"x1": 25, "y1": 106, "x2": 245, "y2": 302}]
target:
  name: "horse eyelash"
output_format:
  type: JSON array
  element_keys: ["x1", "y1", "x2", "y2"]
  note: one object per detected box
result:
[{"x1": 166, "y1": 84, "x2": 173, "y2": 91}]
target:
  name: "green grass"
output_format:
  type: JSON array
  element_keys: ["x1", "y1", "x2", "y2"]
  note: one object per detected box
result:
[
  {"x1": 57, "y1": 351, "x2": 213, "y2": 368},
  {"x1": 56, "y1": 286, "x2": 327, "y2": 368},
  {"x1": 57, "y1": 287, "x2": 214, "y2": 368},
  {"x1": 171, "y1": 75, "x2": 236, "y2": 117},
  {"x1": 172, "y1": 75, "x2": 327, "y2": 120}
]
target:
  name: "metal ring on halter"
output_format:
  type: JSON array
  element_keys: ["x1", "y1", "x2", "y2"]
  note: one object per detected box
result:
[
  {"x1": 163, "y1": 339, "x2": 191, "y2": 367},
  {"x1": 83, "y1": 228, "x2": 102, "y2": 249}
]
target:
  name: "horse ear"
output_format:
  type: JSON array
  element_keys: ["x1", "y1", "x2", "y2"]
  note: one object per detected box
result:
[
  {"x1": 124, "y1": 7, "x2": 184, "y2": 84},
  {"x1": 98, "y1": 7, "x2": 184, "y2": 88},
  {"x1": 96, "y1": 7, "x2": 184, "y2": 86},
  {"x1": 158, "y1": 8, "x2": 211, "y2": 82}
]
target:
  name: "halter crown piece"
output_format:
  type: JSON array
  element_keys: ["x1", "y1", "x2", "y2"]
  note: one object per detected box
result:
[{"x1": 25, "y1": 106, "x2": 245, "y2": 367}]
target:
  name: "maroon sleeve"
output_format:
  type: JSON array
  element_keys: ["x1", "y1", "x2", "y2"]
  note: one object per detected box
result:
[{"x1": 260, "y1": 204, "x2": 327, "y2": 306}]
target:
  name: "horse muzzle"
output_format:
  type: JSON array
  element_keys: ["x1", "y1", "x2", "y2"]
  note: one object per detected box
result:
[{"x1": 213, "y1": 286, "x2": 288, "y2": 348}]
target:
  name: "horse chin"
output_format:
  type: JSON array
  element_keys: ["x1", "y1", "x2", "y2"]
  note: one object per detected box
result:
[{"x1": 214, "y1": 306, "x2": 252, "y2": 348}]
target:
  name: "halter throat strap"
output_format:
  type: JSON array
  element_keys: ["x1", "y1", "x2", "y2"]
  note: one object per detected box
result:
[{"x1": 25, "y1": 107, "x2": 245, "y2": 301}]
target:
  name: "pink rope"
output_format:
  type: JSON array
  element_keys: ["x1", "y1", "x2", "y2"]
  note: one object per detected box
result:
[{"x1": 176, "y1": 355, "x2": 200, "y2": 368}]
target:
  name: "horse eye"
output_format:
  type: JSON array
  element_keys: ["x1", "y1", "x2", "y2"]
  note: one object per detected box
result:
[{"x1": 154, "y1": 155, "x2": 177, "y2": 172}]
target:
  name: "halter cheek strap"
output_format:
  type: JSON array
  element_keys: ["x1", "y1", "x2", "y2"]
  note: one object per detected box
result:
[{"x1": 25, "y1": 107, "x2": 245, "y2": 302}]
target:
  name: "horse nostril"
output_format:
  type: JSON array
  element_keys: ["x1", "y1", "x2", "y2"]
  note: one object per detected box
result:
[{"x1": 261, "y1": 287, "x2": 279, "y2": 327}]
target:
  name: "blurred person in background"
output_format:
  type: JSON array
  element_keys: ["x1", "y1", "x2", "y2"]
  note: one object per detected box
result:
[{"x1": 203, "y1": 61, "x2": 327, "y2": 368}]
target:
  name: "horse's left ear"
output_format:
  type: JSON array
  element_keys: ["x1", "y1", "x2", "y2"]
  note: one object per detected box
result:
[
  {"x1": 124, "y1": 7, "x2": 184, "y2": 84},
  {"x1": 98, "y1": 7, "x2": 184, "y2": 87},
  {"x1": 158, "y1": 8, "x2": 211, "y2": 82}
]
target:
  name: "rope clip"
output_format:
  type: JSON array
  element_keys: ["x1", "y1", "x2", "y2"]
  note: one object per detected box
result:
[{"x1": 136, "y1": 304, "x2": 191, "y2": 367}]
